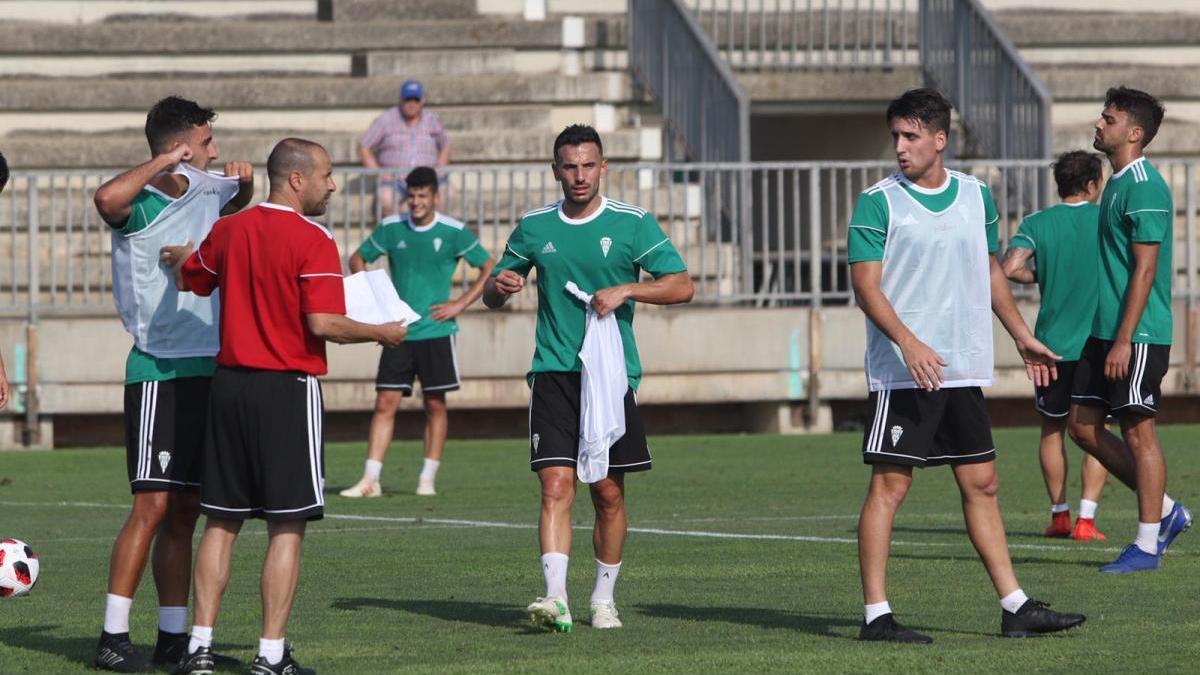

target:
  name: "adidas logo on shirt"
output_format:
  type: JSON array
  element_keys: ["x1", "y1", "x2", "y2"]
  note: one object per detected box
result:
[
  {"x1": 900, "y1": 214, "x2": 919, "y2": 226},
  {"x1": 397, "y1": 241, "x2": 407, "y2": 249},
  {"x1": 542, "y1": 242, "x2": 557, "y2": 254}
]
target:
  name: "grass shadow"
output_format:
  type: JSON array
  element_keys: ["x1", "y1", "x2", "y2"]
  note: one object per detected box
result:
[
  {"x1": 891, "y1": 551, "x2": 1106, "y2": 569},
  {"x1": 0, "y1": 623, "x2": 248, "y2": 672},
  {"x1": 331, "y1": 598, "x2": 534, "y2": 632},
  {"x1": 634, "y1": 604, "x2": 861, "y2": 638}
]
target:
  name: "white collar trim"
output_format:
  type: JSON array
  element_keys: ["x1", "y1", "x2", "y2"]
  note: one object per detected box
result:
[
  {"x1": 558, "y1": 197, "x2": 608, "y2": 225},
  {"x1": 258, "y1": 202, "x2": 332, "y2": 238},
  {"x1": 898, "y1": 169, "x2": 952, "y2": 195}
]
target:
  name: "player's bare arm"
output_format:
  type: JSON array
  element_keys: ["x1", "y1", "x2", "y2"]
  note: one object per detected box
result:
[
  {"x1": 851, "y1": 260, "x2": 947, "y2": 392},
  {"x1": 431, "y1": 258, "x2": 497, "y2": 321},
  {"x1": 591, "y1": 271, "x2": 694, "y2": 317},
  {"x1": 306, "y1": 313, "x2": 408, "y2": 347},
  {"x1": 1001, "y1": 247, "x2": 1037, "y2": 284},
  {"x1": 94, "y1": 144, "x2": 191, "y2": 226},
  {"x1": 1106, "y1": 242, "x2": 1159, "y2": 381},
  {"x1": 989, "y1": 254, "x2": 1059, "y2": 387},
  {"x1": 483, "y1": 270, "x2": 526, "y2": 308},
  {"x1": 222, "y1": 161, "x2": 255, "y2": 214}
]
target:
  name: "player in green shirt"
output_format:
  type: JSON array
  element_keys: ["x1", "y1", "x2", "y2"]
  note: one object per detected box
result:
[
  {"x1": 1003, "y1": 150, "x2": 1110, "y2": 542},
  {"x1": 1066, "y1": 87, "x2": 1192, "y2": 574},
  {"x1": 483, "y1": 125, "x2": 692, "y2": 632},
  {"x1": 91, "y1": 97, "x2": 253, "y2": 672},
  {"x1": 340, "y1": 167, "x2": 494, "y2": 499}
]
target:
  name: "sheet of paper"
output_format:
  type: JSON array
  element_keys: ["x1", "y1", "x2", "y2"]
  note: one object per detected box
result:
[{"x1": 343, "y1": 270, "x2": 421, "y2": 326}]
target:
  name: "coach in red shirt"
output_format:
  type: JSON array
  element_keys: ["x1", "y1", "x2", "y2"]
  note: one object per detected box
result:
[{"x1": 167, "y1": 138, "x2": 406, "y2": 674}]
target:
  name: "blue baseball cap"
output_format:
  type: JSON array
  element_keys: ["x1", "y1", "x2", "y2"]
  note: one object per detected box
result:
[{"x1": 400, "y1": 80, "x2": 424, "y2": 101}]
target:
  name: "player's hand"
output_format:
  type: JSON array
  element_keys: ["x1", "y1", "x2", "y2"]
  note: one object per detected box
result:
[
  {"x1": 429, "y1": 299, "x2": 465, "y2": 322},
  {"x1": 1016, "y1": 335, "x2": 1061, "y2": 388},
  {"x1": 591, "y1": 285, "x2": 631, "y2": 317},
  {"x1": 162, "y1": 143, "x2": 192, "y2": 166},
  {"x1": 493, "y1": 270, "x2": 525, "y2": 295},
  {"x1": 377, "y1": 322, "x2": 408, "y2": 348},
  {"x1": 225, "y1": 161, "x2": 254, "y2": 185},
  {"x1": 1104, "y1": 339, "x2": 1132, "y2": 382},
  {"x1": 899, "y1": 336, "x2": 948, "y2": 391},
  {"x1": 159, "y1": 240, "x2": 195, "y2": 268}
]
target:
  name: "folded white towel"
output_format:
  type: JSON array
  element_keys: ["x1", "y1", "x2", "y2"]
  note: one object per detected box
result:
[{"x1": 564, "y1": 281, "x2": 627, "y2": 484}]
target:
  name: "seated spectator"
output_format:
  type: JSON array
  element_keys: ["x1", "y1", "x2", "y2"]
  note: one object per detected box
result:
[{"x1": 359, "y1": 80, "x2": 451, "y2": 216}]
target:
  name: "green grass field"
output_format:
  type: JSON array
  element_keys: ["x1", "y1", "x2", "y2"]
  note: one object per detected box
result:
[{"x1": 0, "y1": 428, "x2": 1197, "y2": 673}]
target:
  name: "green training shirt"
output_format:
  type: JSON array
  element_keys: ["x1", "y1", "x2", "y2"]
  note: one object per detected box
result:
[
  {"x1": 1092, "y1": 157, "x2": 1173, "y2": 345},
  {"x1": 357, "y1": 212, "x2": 491, "y2": 342},
  {"x1": 117, "y1": 188, "x2": 217, "y2": 385},
  {"x1": 1008, "y1": 201, "x2": 1100, "y2": 360},
  {"x1": 492, "y1": 197, "x2": 688, "y2": 390},
  {"x1": 847, "y1": 170, "x2": 1000, "y2": 263}
]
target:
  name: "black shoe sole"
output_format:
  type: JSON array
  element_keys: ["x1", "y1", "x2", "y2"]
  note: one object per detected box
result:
[{"x1": 1002, "y1": 618, "x2": 1086, "y2": 638}]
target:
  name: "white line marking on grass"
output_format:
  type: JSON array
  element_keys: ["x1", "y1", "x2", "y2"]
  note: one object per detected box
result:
[{"x1": 0, "y1": 501, "x2": 1140, "y2": 554}]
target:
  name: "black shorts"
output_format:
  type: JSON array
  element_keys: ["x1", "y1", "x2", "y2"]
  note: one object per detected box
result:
[
  {"x1": 376, "y1": 335, "x2": 460, "y2": 396},
  {"x1": 528, "y1": 371, "x2": 651, "y2": 475},
  {"x1": 1034, "y1": 360, "x2": 1077, "y2": 420},
  {"x1": 200, "y1": 367, "x2": 326, "y2": 522},
  {"x1": 124, "y1": 377, "x2": 209, "y2": 493},
  {"x1": 861, "y1": 387, "x2": 995, "y2": 468},
  {"x1": 1072, "y1": 337, "x2": 1169, "y2": 418}
]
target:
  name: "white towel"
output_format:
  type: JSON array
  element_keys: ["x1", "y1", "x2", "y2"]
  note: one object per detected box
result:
[{"x1": 564, "y1": 281, "x2": 627, "y2": 483}]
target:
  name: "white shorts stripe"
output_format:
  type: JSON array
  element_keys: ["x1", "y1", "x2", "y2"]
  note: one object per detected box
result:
[
  {"x1": 306, "y1": 377, "x2": 322, "y2": 510},
  {"x1": 137, "y1": 382, "x2": 149, "y2": 480}
]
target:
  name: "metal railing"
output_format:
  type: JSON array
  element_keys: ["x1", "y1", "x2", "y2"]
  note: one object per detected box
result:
[
  {"x1": 629, "y1": 0, "x2": 749, "y2": 163},
  {"x1": 685, "y1": 0, "x2": 917, "y2": 69},
  {"x1": 921, "y1": 0, "x2": 1052, "y2": 159}
]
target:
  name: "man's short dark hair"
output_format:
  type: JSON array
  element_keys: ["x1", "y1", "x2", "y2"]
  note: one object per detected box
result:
[
  {"x1": 0, "y1": 152, "x2": 8, "y2": 195},
  {"x1": 267, "y1": 137, "x2": 324, "y2": 188},
  {"x1": 886, "y1": 88, "x2": 953, "y2": 135},
  {"x1": 1052, "y1": 150, "x2": 1103, "y2": 199},
  {"x1": 1105, "y1": 86, "x2": 1165, "y2": 148},
  {"x1": 553, "y1": 124, "x2": 604, "y2": 162},
  {"x1": 405, "y1": 166, "x2": 439, "y2": 193},
  {"x1": 144, "y1": 96, "x2": 217, "y2": 155}
]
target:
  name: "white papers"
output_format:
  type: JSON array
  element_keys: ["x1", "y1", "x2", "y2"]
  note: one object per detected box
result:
[{"x1": 343, "y1": 270, "x2": 421, "y2": 326}]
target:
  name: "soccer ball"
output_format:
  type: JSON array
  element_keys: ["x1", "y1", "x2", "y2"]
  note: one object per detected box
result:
[{"x1": 0, "y1": 538, "x2": 39, "y2": 597}]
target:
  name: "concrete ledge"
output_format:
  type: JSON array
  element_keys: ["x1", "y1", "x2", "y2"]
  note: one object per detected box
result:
[
  {"x1": 0, "y1": 1, "x2": 316, "y2": 24},
  {"x1": 321, "y1": 0, "x2": 477, "y2": 21},
  {"x1": 741, "y1": 68, "x2": 922, "y2": 102}
]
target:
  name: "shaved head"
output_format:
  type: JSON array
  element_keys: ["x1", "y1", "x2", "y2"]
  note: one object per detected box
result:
[{"x1": 267, "y1": 137, "x2": 324, "y2": 188}]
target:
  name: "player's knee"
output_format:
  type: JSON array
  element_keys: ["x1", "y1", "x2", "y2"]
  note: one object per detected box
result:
[
  {"x1": 590, "y1": 484, "x2": 624, "y2": 513},
  {"x1": 1067, "y1": 421, "x2": 1094, "y2": 448},
  {"x1": 166, "y1": 494, "x2": 202, "y2": 530},
  {"x1": 373, "y1": 394, "x2": 402, "y2": 415},
  {"x1": 964, "y1": 471, "x2": 1000, "y2": 499},
  {"x1": 130, "y1": 492, "x2": 170, "y2": 527},
  {"x1": 540, "y1": 476, "x2": 575, "y2": 506}
]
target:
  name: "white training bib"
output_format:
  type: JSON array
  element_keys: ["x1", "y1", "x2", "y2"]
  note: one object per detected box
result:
[
  {"x1": 864, "y1": 171, "x2": 995, "y2": 391},
  {"x1": 111, "y1": 163, "x2": 239, "y2": 358}
]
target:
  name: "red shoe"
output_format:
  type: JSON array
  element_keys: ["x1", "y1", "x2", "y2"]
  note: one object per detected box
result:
[
  {"x1": 1071, "y1": 517, "x2": 1107, "y2": 541},
  {"x1": 1044, "y1": 511, "x2": 1072, "y2": 538}
]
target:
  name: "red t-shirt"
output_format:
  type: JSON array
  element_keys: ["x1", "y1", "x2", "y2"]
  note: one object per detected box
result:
[{"x1": 181, "y1": 202, "x2": 346, "y2": 375}]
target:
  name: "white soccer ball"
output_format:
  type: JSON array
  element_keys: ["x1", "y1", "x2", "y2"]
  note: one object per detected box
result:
[{"x1": 0, "y1": 538, "x2": 39, "y2": 597}]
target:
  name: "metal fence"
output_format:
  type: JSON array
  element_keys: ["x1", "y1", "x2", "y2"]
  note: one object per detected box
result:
[
  {"x1": 629, "y1": 0, "x2": 749, "y2": 163},
  {"x1": 3, "y1": 159, "x2": 1198, "y2": 314},
  {"x1": 921, "y1": 0, "x2": 1052, "y2": 159},
  {"x1": 685, "y1": 0, "x2": 917, "y2": 69}
]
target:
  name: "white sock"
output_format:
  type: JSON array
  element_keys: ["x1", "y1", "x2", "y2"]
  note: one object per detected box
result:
[
  {"x1": 1135, "y1": 522, "x2": 1159, "y2": 554},
  {"x1": 103, "y1": 593, "x2": 133, "y2": 634},
  {"x1": 419, "y1": 458, "x2": 440, "y2": 482},
  {"x1": 1162, "y1": 495, "x2": 1176, "y2": 520},
  {"x1": 1050, "y1": 502, "x2": 1069, "y2": 514},
  {"x1": 1000, "y1": 589, "x2": 1029, "y2": 614},
  {"x1": 158, "y1": 606, "x2": 188, "y2": 634},
  {"x1": 258, "y1": 637, "x2": 286, "y2": 665},
  {"x1": 541, "y1": 552, "x2": 569, "y2": 600},
  {"x1": 1078, "y1": 499, "x2": 1098, "y2": 520},
  {"x1": 364, "y1": 459, "x2": 383, "y2": 483},
  {"x1": 864, "y1": 600, "x2": 891, "y2": 624},
  {"x1": 590, "y1": 560, "x2": 621, "y2": 605},
  {"x1": 187, "y1": 626, "x2": 213, "y2": 655}
]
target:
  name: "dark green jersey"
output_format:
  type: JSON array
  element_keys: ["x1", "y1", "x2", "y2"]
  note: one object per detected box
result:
[
  {"x1": 119, "y1": 188, "x2": 217, "y2": 384},
  {"x1": 493, "y1": 197, "x2": 687, "y2": 390},
  {"x1": 1092, "y1": 157, "x2": 1173, "y2": 344},
  {"x1": 1008, "y1": 202, "x2": 1100, "y2": 360},
  {"x1": 357, "y1": 212, "x2": 491, "y2": 342}
]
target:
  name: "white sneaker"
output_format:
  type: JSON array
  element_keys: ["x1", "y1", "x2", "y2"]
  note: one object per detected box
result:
[
  {"x1": 339, "y1": 478, "x2": 382, "y2": 498},
  {"x1": 526, "y1": 596, "x2": 572, "y2": 633},
  {"x1": 416, "y1": 479, "x2": 436, "y2": 496},
  {"x1": 590, "y1": 601, "x2": 622, "y2": 629}
]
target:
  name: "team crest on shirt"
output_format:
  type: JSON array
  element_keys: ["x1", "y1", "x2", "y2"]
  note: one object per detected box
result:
[
  {"x1": 433, "y1": 237, "x2": 443, "y2": 252},
  {"x1": 600, "y1": 236, "x2": 612, "y2": 258},
  {"x1": 890, "y1": 426, "x2": 904, "y2": 445},
  {"x1": 157, "y1": 451, "x2": 172, "y2": 473},
  {"x1": 532, "y1": 433, "x2": 541, "y2": 453}
]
